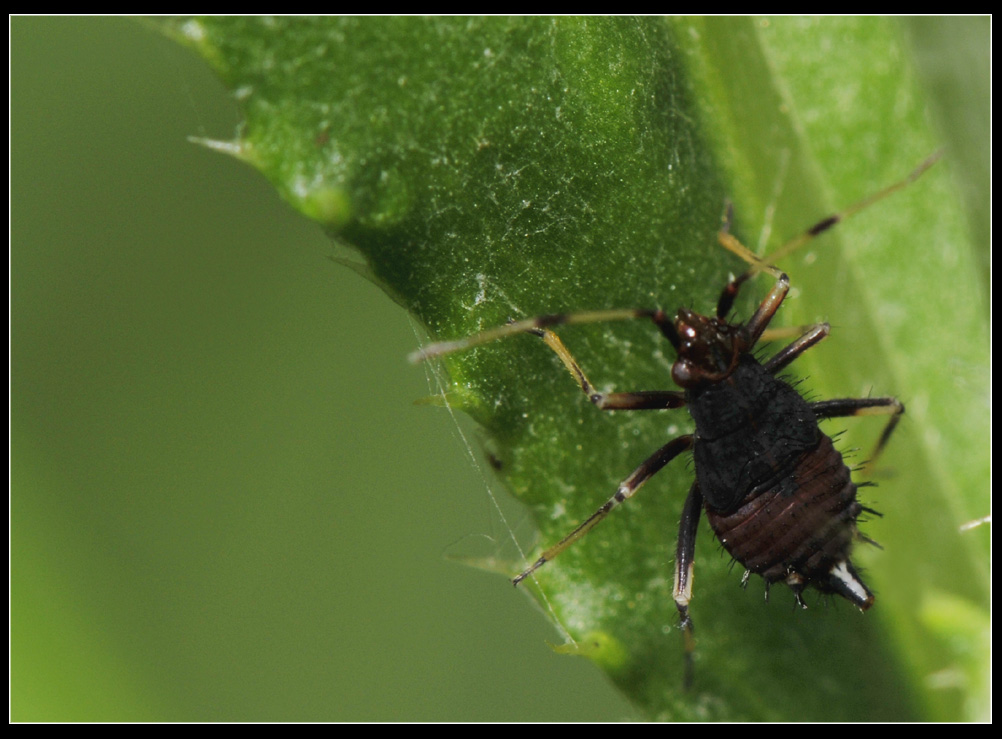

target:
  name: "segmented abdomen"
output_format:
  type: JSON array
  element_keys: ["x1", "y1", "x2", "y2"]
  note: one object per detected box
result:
[{"x1": 705, "y1": 434, "x2": 861, "y2": 585}]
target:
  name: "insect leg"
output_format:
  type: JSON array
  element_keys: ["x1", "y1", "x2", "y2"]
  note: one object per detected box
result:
[
  {"x1": 757, "y1": 324, "x2": 813, "y2": 342},
  {"x1": 763, "y1": 323, "x2": 830, "y2": 374},
  {"x1": 811, "y1": 397, "x2": 905, "y2": 468},
  {"x1": 673, "y1": 481, "x2": 703, "y2": 690},
  {"x1": 530, "y1": 327, "x2": 686, "y2": 411},
  {"x1": 513, "y1": 434, "x2": 694, "y2": 586}
]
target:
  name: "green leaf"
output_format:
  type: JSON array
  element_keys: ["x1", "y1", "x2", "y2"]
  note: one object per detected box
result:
[{"x1": 163, "y1": 16, "x2": 988, "y2": 721}]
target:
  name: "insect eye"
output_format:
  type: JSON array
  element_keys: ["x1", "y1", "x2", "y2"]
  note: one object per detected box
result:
[{"x1": 672, "y1": 359, "x2": 695, "y2": 388}]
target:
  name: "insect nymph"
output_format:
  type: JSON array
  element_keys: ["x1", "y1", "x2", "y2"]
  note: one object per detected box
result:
[{"x1": 411, "y1": 155, "x2": 937, "y2": 684}]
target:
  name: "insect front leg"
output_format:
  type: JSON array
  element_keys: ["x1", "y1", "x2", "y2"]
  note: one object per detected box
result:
[
  {"x1": 513, "y1": 434, "x2": 693, "y2": 586},
  {"x1": 764, "y1": 327, "x2": 904, "y2": 466},
  {"x1": 764, "y1": 323, "x2": 830, "y2": 374},
  {"x1": 529, "y1": 327, "x2": 686, "y2": 411},
  {"x1": 673, "y1": 482, "x2": 704, "y2": 690}
]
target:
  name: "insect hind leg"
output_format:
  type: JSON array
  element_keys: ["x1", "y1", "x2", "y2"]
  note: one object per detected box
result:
[{"x1": 673, "y1": 482, "x2": 703, "y2": 690}]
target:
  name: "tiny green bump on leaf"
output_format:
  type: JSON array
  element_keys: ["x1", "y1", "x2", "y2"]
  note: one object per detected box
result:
[
  {"x1": 552, "y1": 631, "x2": 629, "y2": 674},
  {"x1": 298, "y1": 186, "x2": 353, "y2": 229}
]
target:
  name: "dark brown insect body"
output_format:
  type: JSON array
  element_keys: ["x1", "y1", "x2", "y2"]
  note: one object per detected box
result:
[
  {"x1": 411, "y1": 155, "x2": 936, "y2": 686},
  {"x1": 676, "y1": 307, "x2": 876, "y2": 613},
  {"x1": 705, "y1": 433, "x2": 863, "y2": 599}
]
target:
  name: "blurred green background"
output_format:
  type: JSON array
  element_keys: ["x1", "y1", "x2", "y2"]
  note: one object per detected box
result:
[{"x1": 11, "y1": 17, "x2": 638, "y2": 721}]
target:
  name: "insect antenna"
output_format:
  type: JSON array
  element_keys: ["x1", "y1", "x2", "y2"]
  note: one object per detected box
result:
[
  {"x1": 408, "y1": 309, "x2": 656, "y2": 364},
  {"x1": 719, "y1": 150, "x2": 942, "y2": 284}
]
